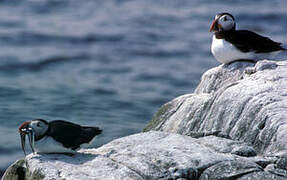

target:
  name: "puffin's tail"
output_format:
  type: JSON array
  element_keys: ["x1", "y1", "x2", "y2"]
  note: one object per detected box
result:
[{"x1": 80, "y1": 126, "x2": 102, "y2": 143}]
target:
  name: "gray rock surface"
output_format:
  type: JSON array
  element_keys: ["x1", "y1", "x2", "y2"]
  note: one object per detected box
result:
[
  {"x1": 4, "y1": 60, "x2": 287, "y2": 179},
  {"x1": 3, "y1": 131, "x2": 286, "y2": 180},
  {"x1": 144, "y1": 60, "x2": 287, "y2": 156},
  {"x1": 143, "y1": 60, "x2": 287, "y2": 179}
]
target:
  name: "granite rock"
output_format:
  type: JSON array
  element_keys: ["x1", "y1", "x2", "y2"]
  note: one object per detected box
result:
[
  {"x1": 143, "y1": 60, "x2": 287, "y2": 179},
  {"x1": 144, "y1": 60, "x2": 287, "y2": 157},
  {"x1": 2, "y1": 131, "x2": 285, "y2": 180}
]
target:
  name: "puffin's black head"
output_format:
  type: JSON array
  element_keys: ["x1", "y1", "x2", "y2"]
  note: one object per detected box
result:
[
  {"x1": 18, "y1": 119, "x2": 49, "y2": 155},
  {"x1": 210, "y1": 12, "x2": 235, "y2": 32}
]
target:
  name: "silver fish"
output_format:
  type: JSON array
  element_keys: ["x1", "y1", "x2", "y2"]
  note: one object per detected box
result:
[
  {"x1": 27, "y1": 127, "x2": 35, "y2": 153},
  {"x1": 19, "y1": 128, "x2": 35, "y2": 155},
  {"x1": 20, "y1": 131, "x2": 27, "y2": 156}
]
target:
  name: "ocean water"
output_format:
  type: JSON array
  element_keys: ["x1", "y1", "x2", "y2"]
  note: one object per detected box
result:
[{"x1": 0, "y1": 0, "x2": 287, "y2": 176}]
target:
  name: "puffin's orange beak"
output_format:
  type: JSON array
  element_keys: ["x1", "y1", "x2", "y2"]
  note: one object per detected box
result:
[{"x1": 209, "y1": 19, "x2": 218, "y2": 32}]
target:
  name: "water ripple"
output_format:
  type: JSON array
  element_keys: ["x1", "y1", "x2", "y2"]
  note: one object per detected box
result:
[
  {"x1": 0, "y1": 32, "x2": 124, "y2": 46},
  {"x1": 0, "y1": 54, "x2": 91, "y2": 72}
]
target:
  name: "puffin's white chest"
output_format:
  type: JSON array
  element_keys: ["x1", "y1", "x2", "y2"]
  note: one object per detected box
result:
[
  {"x1": 34, "y1": 136, "x2": 76, "y2": 154},
  {"x1": 211, "y1": 35, "x2": 252, "y2": 64},
  {"x1": 211, "y1": 35, "x2": 280, "y2": 64}
]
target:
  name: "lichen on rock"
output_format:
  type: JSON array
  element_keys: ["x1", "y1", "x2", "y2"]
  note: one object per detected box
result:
[{"x1": 2, "y1": 159, "x2": 26, "y2": 180}]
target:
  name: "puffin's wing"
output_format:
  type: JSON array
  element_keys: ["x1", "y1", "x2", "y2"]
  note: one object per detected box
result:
[
  {"x1": 225, "y1": 30, "x2": 285, "y2": 53},
  {"x1": 47, "y1": 120, "x2": 101, "y2": 149},
  {"x1": 47, "y1": 120, "x2": 82, "y2": 149}
]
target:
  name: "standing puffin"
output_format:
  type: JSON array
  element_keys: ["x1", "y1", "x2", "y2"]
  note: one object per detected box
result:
[
  {"x1": 210, "y1": 12, "x2": 286, "y2": 64},
  {"x1": 18, "y1": 119, "x2": 102, "y2": 155}
]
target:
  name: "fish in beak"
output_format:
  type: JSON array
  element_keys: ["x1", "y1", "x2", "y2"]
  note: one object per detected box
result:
[{"x1": 18, "y1": 121, "x2": 35, "y2": 155}]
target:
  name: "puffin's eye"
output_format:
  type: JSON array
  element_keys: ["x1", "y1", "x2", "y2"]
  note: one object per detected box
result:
[
  {"x1": 37, "y1": 122, "x2": 40, "y2": 127},
  {"x1": 223, "y1": 16, "x2": 227, "y2": 21}
]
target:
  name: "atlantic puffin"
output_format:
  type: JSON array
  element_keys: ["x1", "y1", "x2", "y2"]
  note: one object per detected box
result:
[
  {"x1": 18, "y1": 119, "x2": 102, "y2": 155},
  {"x1": 210, "y1": 12, "x2": 286, "y2": 64}
]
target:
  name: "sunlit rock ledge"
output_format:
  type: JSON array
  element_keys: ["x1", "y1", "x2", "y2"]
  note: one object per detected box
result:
[
  {"x1": 3, "y1": 131, "x2": 286, "y2": 179},
  {"x1": 3, "y1": 60, "x2": 287, "y2": 179},
  {"x1": 144, "y1": 60, "x2": 287, "y2": 156}
]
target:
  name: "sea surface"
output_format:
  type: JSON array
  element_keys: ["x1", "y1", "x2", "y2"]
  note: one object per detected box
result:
[{"x1": 0, "y1": 0, "x2": 287, "y2": 176}]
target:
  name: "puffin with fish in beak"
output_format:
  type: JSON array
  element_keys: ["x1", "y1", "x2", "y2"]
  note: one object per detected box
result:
[{"x1": 18, "y1": 119, "x2": 102, "y2": 155}]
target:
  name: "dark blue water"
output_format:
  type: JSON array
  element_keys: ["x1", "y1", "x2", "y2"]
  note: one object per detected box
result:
[{"x1": 0, "y1": 0, "x2": 287, "y2": 176}]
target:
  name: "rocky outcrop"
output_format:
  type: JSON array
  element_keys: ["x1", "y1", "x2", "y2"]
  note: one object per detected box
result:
[
  {"x1": 144, "y1": 60, "x2": 287, "y2": 155},
  {"x1": 144, "y1": 60, "x2": 287, "y2": 178},
  {"x1": 3, "y1": 131, "x2": 287, "y2": 179},
  {"x1": 3, "y1": 60, "x2": 287, "y2": 179}
]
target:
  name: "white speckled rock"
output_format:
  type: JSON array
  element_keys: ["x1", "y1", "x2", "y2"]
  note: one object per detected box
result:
[
  {"x1": 3, "y1": 131, "x2": 285, "y2": 179},
  {"x1": 145, "y1": 60, "x2": 287, "y2": 157}
]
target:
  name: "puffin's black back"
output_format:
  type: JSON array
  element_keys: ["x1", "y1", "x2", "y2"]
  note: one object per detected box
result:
[
  {"x1": 47, "y1": 120, "x2": 102, "y2": 150},
  {"x1": 223, "y1": 30, "x2": 285, "y2": 53}
]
